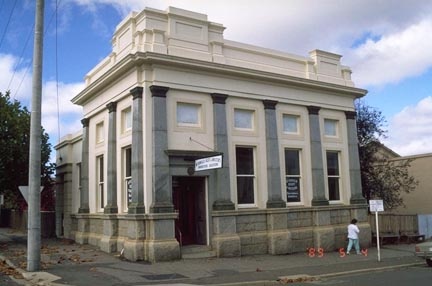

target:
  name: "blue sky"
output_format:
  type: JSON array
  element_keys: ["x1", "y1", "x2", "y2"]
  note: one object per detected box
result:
[{"x1": 1, "y1": 0, "x2": 432, "y2": 157}]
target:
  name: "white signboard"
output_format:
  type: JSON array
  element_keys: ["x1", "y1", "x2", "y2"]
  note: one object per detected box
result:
[
  {"x1": 195, "y1": 155, "x2": 223, "y2": 172},
  {"x1": 369, "y1": 199, "x2": 384, "y2": 212}
]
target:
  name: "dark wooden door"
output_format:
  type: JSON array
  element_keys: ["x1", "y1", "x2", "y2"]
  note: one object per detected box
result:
[{"x1": 173, "y1": 177, "x2": 206, "y2": 246}]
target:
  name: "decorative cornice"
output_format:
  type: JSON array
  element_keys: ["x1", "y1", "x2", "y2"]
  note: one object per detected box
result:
[
  {"x1": 150, "y1": 85, "x2": 169, "y2": 98},
  {"x1": 211, "y1": 93, "x2": 228, "y2": 104},
  {"x1": 263, "y1": 99, "x2": 278, "y2": 110},
  {"x1": 106, "y1": 101, "x2": 117, "y2": 113},
  {"x1": 307, "y1": 106, "x2": 320, "y2": 115},
  {"x1": 72, "y1": 52, "x2": 368, "y2": 106},
  {"x1": 130, "y1": 86, "x2": 143, "y2": 99}
]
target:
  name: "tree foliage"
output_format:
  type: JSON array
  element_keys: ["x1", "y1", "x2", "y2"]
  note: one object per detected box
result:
[
  {"x1": 0, "y1": 91, "x2": 55, "y2": 211},
  {"x1": 355, "y1": 100, "x2": 418, "y2": 210}
]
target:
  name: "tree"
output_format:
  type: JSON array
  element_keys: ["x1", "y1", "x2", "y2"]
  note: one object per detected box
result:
[
  {"x1": 355, "y1": 99, "x2": 418, "y2": 210},
  {"x1": 0, "y1": 91, "x2": 55, "y2": 211}
]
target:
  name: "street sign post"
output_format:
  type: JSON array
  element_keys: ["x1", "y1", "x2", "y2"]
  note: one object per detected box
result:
[{"x1": 370, "y1": 199, "x2": 384, "y2": 262}]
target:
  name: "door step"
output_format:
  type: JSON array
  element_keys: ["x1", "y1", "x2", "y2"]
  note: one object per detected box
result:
[{"x1": 181, "y1": 245, "x2": 216, "y2": 259}]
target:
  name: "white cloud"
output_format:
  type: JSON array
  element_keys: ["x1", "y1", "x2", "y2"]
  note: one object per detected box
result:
[
  {"x1": 385, "y1": 96, "x2": 432, "y2": 155},
  {"x1": 0, "y1": 53, "x2": 32, "y2": 101},
  {"x1": 41, "y1": 81, "x2": 84, "y2": 142},
  {"x1": 349, "y1": 19, "x2": 432, "y2": 87}
]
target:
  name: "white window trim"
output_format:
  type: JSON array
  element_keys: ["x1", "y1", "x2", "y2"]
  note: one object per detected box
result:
[
  {"x1": 284, "y1": 148, "x2": 304, "y2": 206},
  {"x1": 325, "y1": 150, "x2": 343, "y2": 203},
  {"x1": 122, "y1": 146, "x2": 132, "y2": 212},
  {"x1": 324, "y1": 118, "x2": 339, "y2": 138},
  {"x1": 121, "y1": 107, "x2": 132, "y2": 134},
  {"x1": 96, "y1": 155, "x2": 105, "y2": 212},
  {"x1": 235, "y1": 145, "x2": 258, "y2": 208},
  {"x1": 96, "y1": 121, "x2": 105, "y2": 144},
  {"x1": 173, "y1": 99, "x2": 206, "y2": 133}
]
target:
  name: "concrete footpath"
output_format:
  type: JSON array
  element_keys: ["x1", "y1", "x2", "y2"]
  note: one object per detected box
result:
[{"x1": 0, "y1": 228, "x2": 424, "y2": 286}]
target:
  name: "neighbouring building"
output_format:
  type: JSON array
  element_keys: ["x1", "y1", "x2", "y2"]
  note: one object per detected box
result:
[{"x1": 55, "y1": 6, "x2": 370, "y2": 262}]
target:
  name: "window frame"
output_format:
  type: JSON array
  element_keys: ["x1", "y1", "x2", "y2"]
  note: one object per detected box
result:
[
  {"x1": 233, "y1": 108, "x2": 255, "y2": 131},
  {"x1": 284, "y1": 148, "x2": 303, "y2": 204},
  {"x1": 323, "y1": 118, "x2": 339, "y2": 138},
  {"x1": 121, "y1": 107, "x2": 132, "y2": 134},
  {"x1": 282, "y1": 114, "x2": 300, "y2": 135},
  {"x1": 123, "y1": 146, "x2": 132, "y2": 212},
  {"x1": 96, "y1": 155, "x2": 105, "y2": 212},
  {"x1": 235, "y1": 146, "x2": 257, "y2": 207},
  {"x1": 326, "y1": 150, "x2": 341, "y2": 202},
  {"x1": 96, "y1": 121, "x2": 105, "y2": 144},
  {"x1": 176, "y1": 101, "x2": 202, "y2": 128}
]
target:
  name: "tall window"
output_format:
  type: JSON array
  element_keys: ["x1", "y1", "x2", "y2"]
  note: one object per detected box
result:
[
  {"x1": 283, "y1": 114, "x2": 299, "y2": 134},
  {"x1": 176, "y1": 102, "x2": 201, "y2": 127},
  {"x1": 236, "y1": 146, "x2": 255, "y2": 205},
  {"x1": 124, "y1": 147, "x2": 132, "y2": 210},
  {"x1": 77, "y1": 163, "x2": 82, "y2": 192},
  {"x1": 234, "y1": 109, "x2": 254, "y2": 130},
  {"x1": 285, "y1": 149, "x2": 301, "y2": 203},
  {"x1": 97, "y1": 155, "x2": 104, "y2": 210},
  {"x1": 326, "y1": 151, "x2": 340, "y2": 201}
]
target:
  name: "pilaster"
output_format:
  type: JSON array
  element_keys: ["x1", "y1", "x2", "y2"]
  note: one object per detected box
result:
[
  {"x1": 149, "y1": 85, "x2": 174, "y2": 213},
  {"x1": 307, "y1": 106, "x2": 329, "y2": 206},
  {"x1": 78, "y1": 118, "x2": 90, "y2": 213},
  {"x1": 128, "y1": 87, "x2": 145, "y2": 214},
  {"x1": 263, "y1": 100, "x2": 285, "y2": 208},
  {"x1": 104, "y1": 102, "x2": 118, "y2": 213},
  {"x1": 211, "y1": 93, "x2": 235, "y2": 210}
]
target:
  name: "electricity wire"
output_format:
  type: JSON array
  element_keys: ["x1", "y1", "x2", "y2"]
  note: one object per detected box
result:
[{"x1": 0, "y1": 0, "x2": 18, "y2": 51}]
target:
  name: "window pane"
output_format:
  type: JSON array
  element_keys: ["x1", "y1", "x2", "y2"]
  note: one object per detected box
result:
[
  {"x1": 236, "y1": 147, "x2": 254, "y2": 174},
  {"x1": 177, "y1": 102, "x2": 199, "y2": 124},
  {"x1": 99, "y1": 157, "x2": 104, "y2": 181},
  {"x1": 285, "y1": 149, "x2": 300, "y2": 175},
  {"x1": 328, "y1": 177, "x2": 340, "y2": 200},
  {"x1": 326, "y1": 152, "x2": 339, "y2": 176},
  {"x1": 125, "y1": 148, "x2": 131, "y2": 177},
  {"x1": 283, "y1": 114, "x2": 298, "y2": 133},
  {"x1": 234, "y1": 109, "x2": 253, "y2": 129},
  {"x1": 324, "y1": 119, "x2": 337, "y2": 136},
  {"x1": 286, "y1": 177, "x2": 301, "y2": 202},
  {"x1": 237, "y1": 177, "x2": 254, "y2": 204}
]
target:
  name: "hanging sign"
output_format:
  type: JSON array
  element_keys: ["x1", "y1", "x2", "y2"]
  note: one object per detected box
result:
[{"x1": 195, "y1": 154, "x2": 223, "y2": 171}]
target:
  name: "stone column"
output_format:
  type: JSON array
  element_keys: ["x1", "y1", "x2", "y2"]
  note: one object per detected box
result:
[
  {"x1": 263, "y1": 100, "x2": 286, "y2": 208},
  {"x1": 149, "y1": 85, "x2": 173, "y2": 213},
  {"x1": 211, "y1": 93, "x2": 234, "y2": 211},
  {"x1": 307, "y1": 106, "x2": 329, "y2": 206},
  {"x1": 78, "y1": 118, "x2": 90, "y2": 213},
  {"x1": 128, "y1": 87, "x2": 145, "y2": 214},
  {"x1": 345, "y1": 111, "x2": 366, "y2": 204},
  {"x1": 104, "y1": 102, "x2": 118, "y2": 213}
]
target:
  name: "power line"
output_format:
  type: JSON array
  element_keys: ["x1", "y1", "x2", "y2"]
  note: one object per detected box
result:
[
  {"x1": 0, "y1": 0, "x2": 18, "y2": 52},
  {"x1": 12, "y1": 0, "x2": 63, "y2": 99},
  {"x1": 55, "y1": 0, "x2": 61, "y2": 142}
]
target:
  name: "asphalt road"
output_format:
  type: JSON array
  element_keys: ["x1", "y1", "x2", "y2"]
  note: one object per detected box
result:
[{"x1": 290, "y1": 265, "x2": 431, "y2": 285}]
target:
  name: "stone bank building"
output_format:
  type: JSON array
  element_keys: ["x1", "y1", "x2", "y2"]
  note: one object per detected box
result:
[{"x1": 55, "y1": 7, "x2": 370, "y2": 262}]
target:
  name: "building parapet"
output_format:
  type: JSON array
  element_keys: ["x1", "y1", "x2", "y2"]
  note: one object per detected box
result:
[{"x1": 83, "y1": 6, "x2": 355, "y2": 89}]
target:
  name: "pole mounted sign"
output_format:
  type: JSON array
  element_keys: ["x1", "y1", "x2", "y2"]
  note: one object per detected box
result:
[
  {"x1": 369, "y1": 199, "x2": 384, "y2": 262},
  {"x1": 195, "y1": 154, "x2": 223, "y2": 172}
]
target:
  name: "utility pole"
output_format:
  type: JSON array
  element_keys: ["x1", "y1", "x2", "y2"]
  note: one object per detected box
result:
[{"x1": 27, "y1": 0, "x2": 44, "y2": 272}]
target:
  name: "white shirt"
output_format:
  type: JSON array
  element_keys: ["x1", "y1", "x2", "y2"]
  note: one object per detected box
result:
[{"x1": 347, "y1": 223, "x2": 360, "y2": 239}]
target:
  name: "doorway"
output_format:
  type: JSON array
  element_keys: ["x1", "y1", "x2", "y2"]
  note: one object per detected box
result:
[{"x1": 172, "y1": 176, "x2": 207, "y2": 246}]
